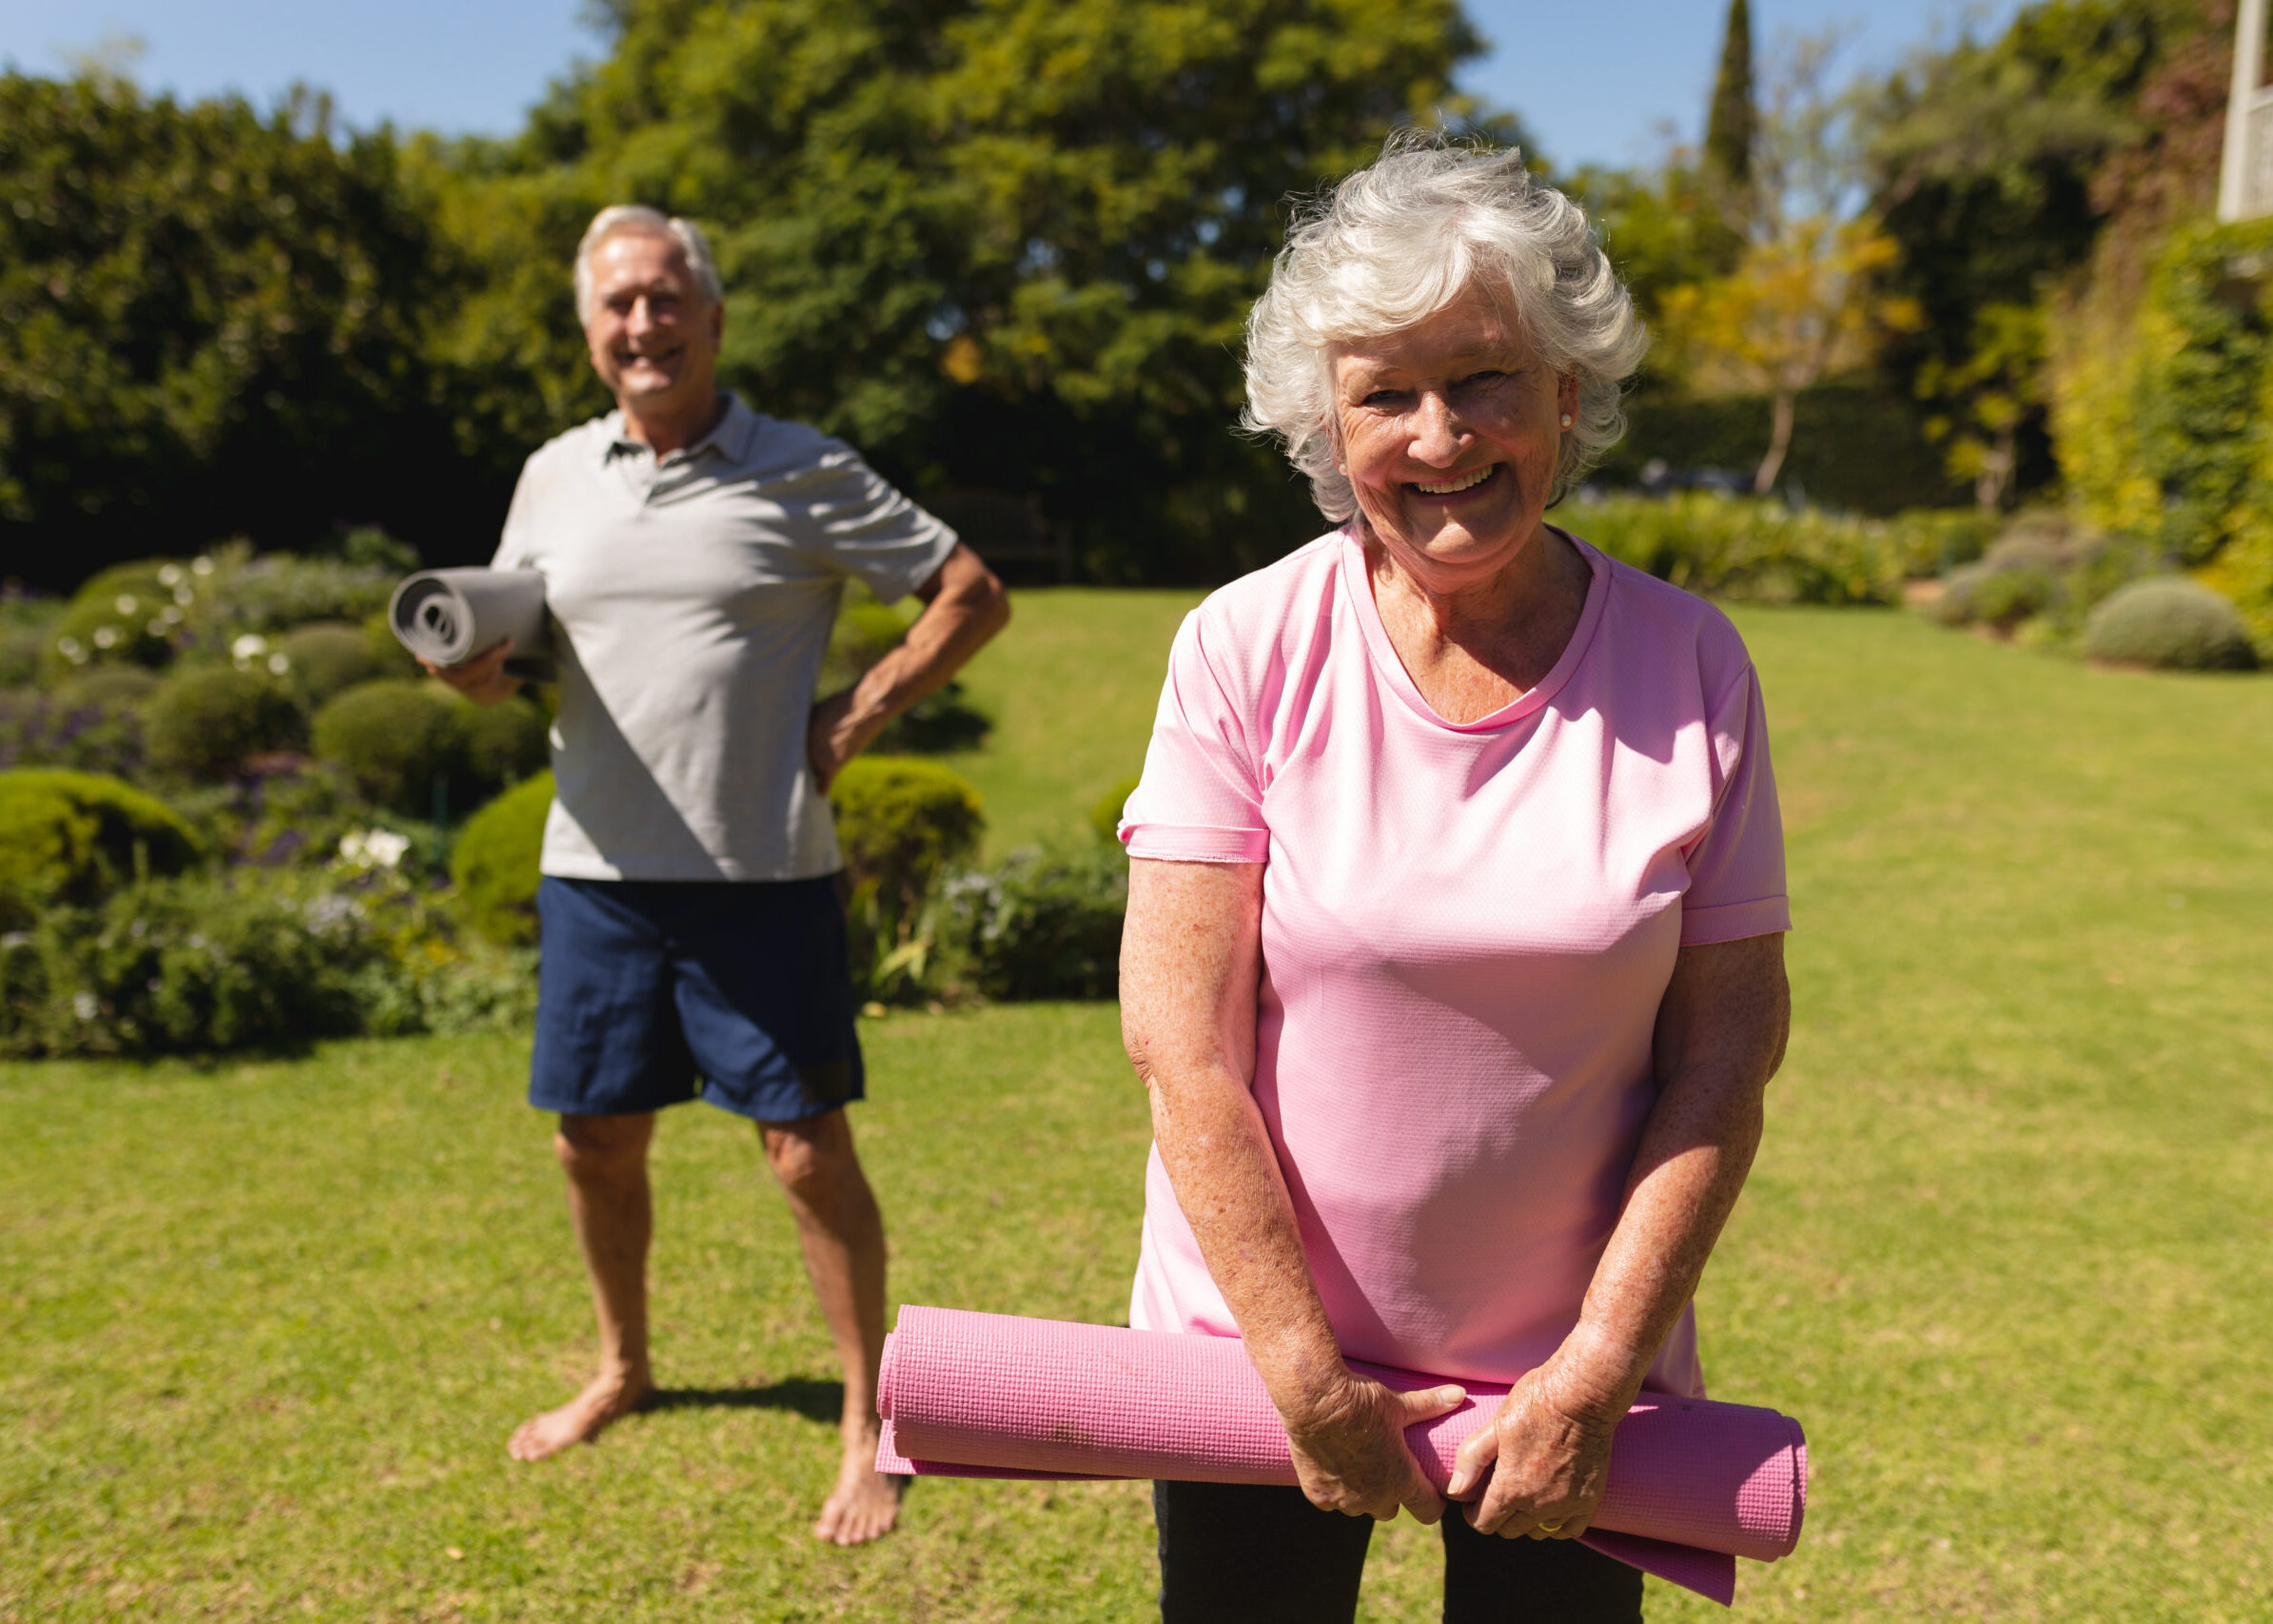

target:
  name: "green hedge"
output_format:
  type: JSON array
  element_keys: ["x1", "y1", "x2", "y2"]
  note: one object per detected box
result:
[
  {"x1": 0, "y1": 768, "x2": 199, "y2": 928},
  {"x1": 1571, "y1": 493, "x2": 1906, "y2": 606},
  {"x1": 2082, "y1": 577, "x2": 2259, "y2": 671},
  {"x1": 450, "y1": 772, "x2": 553, "y2": 947},
  {"x1": 1592, "y1": 378, "x2": 1970, "y2": 515}
]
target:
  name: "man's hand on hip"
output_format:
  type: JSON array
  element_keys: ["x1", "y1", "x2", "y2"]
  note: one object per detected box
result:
[
  {"x1": 807, "y1": 544, "x2": 1010, "y2": 795},
  {"x1": 421, "y1": 636, "x2": 523, "y2": 706}
]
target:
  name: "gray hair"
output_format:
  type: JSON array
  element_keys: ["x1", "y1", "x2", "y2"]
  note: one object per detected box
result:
[
  {"x1": 573, "y1": 205, "x2": 725, "y2": 322},
  {"x1": 1243, "y1": 134, "x2": 1648, "y2": 521}
]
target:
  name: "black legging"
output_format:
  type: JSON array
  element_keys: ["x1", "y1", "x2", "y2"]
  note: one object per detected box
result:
[{"x1": 1155, "y1": 1479, "x2": 1645, "y2": 1624}]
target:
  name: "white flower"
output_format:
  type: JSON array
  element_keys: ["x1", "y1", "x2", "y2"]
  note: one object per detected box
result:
[
  {"x1": 172, "y1": 585, "x2": 195, "y2": 607},
  {"x1": 71, "y1": 991, "x2": 99, "y2": 1021},
  {"x1": 147, "y1": 619, "x2": 168, "y2": 637},
  {"x1": 231, "y1": 634, "x2": 268, "y2": 661},
  {"x1": 56, "y1": 636, "x2": 83, "y2": 658},
  {"x1": 114, "y1": 594, "x2": 137, "y2": 615},
  {"x1": 158, "y1": 563, "x2": 185, "y2": 587},
  {"x1": 338, "y1": 828, "x2": 411, "y2": 870},
  {"x1": 91, "y1": 626, "x2": 119, "y2": 649},
  {"x1": 191, "y1": 556, "x2": 214, "y2": 576},
  {"x1": 267, "y1": 653, "x2": 290, "y2": 675},
  {"x1": 161, "y1": 605, "x2": 182, "y2": 625}
]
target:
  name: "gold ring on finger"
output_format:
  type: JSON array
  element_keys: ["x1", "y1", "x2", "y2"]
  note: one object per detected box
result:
[{"x1": 1537, "y1": 1520, "x2": 1564, "y2": 1534}]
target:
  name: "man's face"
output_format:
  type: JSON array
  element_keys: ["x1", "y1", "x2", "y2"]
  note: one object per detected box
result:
[{"x1": 581, "y1": 230, "x2": 723, "y2": 413}]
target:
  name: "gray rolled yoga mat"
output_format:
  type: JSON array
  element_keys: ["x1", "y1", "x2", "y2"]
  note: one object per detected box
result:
[{"x1": 388, "y1": 569, "x2": 555, "y2": 680}]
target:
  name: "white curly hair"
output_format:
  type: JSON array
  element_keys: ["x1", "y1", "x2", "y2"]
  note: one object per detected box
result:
[{"x1": 1243, "y1": 133, "x2": 1648, "y2": 521}]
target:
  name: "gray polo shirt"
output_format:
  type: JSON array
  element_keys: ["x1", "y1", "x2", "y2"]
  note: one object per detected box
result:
[{"x1": 493, "y1": 394, "x2": 957, "y2": 882}]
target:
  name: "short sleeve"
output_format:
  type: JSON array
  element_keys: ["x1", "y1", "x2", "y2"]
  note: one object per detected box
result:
[
  {"x1": 1119, "y1": 608, "x2": 1270, "y2": 864},
  {"x1": 1679, "y1": 662, "x2": 1791, "y2": 945},
  {"x1": 778, "y1": 440, "x2": 959, "y2": 602}
]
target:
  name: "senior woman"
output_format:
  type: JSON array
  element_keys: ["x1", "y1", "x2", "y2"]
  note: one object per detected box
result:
[{"x1": 1117, "y1": 137, "x2": 1792, "y2": 1623}]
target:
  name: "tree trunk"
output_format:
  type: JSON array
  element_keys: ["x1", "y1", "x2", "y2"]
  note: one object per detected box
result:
[
  {"x1": 1975, "y1": 422, "x2": 2016, "y2": 512},
  {"x1": 1754, "y1": 389, "x2": 1794, "y2": 494}
]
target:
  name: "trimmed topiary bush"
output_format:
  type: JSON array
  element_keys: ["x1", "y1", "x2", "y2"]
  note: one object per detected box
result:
[
  {"x1": 0, "y1": 768, "x2": 200, "y2": 928},
  {"x1": 145, "y1": 664, "x2": 306, "y2": 779},
  {"x1": 312, "y1": 679, "x2": 463, "y2": 815},
  {"x1": 44, "y1": 560, "x2": 185, "y2": 679},
  {"x1": 2082, "y1": 578, "x2": 2259, "y2": 671},
  {"x1": 54, "y1": 666, "x2": 160, "y2": 708},
  {"x1": 830, "y1": 757, "x2": 984, "y2": 935},
  {"x1": 939, "y1": 845, "x2": 1127, "y2": 1001},
  {"x1": 450, "y1": 771, "x2": 554, "y2": 947},
  {"x1": 280, "y1": 621, "x2": 386, "y2": 706},
  {"x1": 458, "y1": 696, "x2": 551, "y2": 791}
]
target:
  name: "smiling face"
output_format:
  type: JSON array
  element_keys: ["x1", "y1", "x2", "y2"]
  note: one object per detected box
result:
[
  {"x1": 1328, "y1": 281, "x2": 1577, "y2": 597},
  {"x1": 580, "y1": 229, "x2": 723, "y2": 419}
]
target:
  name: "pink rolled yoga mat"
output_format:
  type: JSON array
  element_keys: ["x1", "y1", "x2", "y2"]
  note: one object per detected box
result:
[{"x1": 874, "y1": 1306, "x2": 1808, "y2": 1607}]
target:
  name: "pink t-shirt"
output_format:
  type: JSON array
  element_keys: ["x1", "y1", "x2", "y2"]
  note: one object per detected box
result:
[{"x1": 1120, "y1": 527, "x2": 1790, "y2": 1397}]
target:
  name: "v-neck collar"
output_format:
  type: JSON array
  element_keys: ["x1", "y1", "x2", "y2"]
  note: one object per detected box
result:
[{"x1": 1339, "y1": 521, "x2": 1611, "y2": 733}]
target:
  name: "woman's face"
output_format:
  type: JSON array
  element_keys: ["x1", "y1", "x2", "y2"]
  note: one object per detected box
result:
[{"x1": 1328, "y1": 283, "x2": 1576, "y2": 595}]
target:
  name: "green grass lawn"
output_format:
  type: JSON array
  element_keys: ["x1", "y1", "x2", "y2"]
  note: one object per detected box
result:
[{"x1": 6, "y1": 597, "x2": 2272, "y2": 1620}]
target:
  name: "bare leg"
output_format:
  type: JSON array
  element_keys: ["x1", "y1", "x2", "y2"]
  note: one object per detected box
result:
[
  {"x1": 509, "y1": 1112, "x2": 659, "y2": 1461},
  {"x1": 759, "y1": 1109, "x2": 900, "y2": 1545}
]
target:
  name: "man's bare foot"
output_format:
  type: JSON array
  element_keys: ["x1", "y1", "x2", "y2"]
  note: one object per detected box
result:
[
  {"x1": 814, "y1": 1431, "x2": 905, "y2": 1546},
  {"x1": 507, "y1": 1369, "x2": 654, "y2": 1461}
]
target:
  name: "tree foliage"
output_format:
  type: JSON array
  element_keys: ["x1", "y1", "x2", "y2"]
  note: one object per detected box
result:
[
  {"x1": 433, "y1": 0, "x2": 1496, "y2": 582},
  {"x1": 0, "y1": 71, "x2": 497, "y2": 587},
  {"x1": 1704, "y1": 0, "x2": 1756, "y2": 203}
]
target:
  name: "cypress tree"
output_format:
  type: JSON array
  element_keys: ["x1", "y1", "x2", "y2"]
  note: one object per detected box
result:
[{"x1": 1704, "y1": 0, "x2": 1755, "y2": 194}]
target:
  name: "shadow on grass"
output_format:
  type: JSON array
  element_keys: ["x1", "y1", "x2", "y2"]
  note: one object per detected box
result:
[{"x1": 648, "y1": 1377, "x2": 842, "y2": 1425}]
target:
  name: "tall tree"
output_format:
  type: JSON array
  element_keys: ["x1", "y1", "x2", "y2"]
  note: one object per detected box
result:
[
  {"x1": 435, "y1": 0, "x2": 1500, "y2": 583},
  {"x1": 1704, "y1": 0, "x2": 1756, "y2": 205},
  {"x1": 1660, "y1": 30, "x2": 1921, "y2": 493}
]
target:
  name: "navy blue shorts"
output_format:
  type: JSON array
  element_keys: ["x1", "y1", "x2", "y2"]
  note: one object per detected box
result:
[{"x1": 529, "y1": 875, "x2": 864, "y2": 1124}]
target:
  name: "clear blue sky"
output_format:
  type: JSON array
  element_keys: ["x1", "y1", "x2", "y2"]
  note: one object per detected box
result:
[{"x1": 2, "y1": 0, "x2": 2023, "y2": 170}]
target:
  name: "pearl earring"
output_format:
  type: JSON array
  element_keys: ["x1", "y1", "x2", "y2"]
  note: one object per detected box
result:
[{"x1": 1559, "y1": 415, "x2": 1573, "y2": 429}]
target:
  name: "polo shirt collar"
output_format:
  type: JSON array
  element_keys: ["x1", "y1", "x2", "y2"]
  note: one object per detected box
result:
[{"x1": 598, "y1": 393, "x2": 756, "y2": 465}]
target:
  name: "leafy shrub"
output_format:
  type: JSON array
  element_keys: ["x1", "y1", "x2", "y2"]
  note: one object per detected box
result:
[
  {"x1": 831, "y1": 757, "x2": 984, "y2": 931},
  {"x1": 830, "y1": 757, "x2": 983, "y2": 999},
  {"x1": 458, "y1": 695, "x2": 551, "y2": 790},
  {"x1": 0, "y1": 768, "x2": 199, "y2": 927},
  {"x1": 145, "y1": 664, "x2": 307, "y2": 778},
  {"x1": 0, "y1": 621, "x2": 50, "y2": 686},
  {"x1": 362, "y1": 608, "x2": 428, "y2": 681},
  {"x1": 225, "y1": 552, "x2": 397, "y2": 633},
  {"x1": 939, "y1": 845, "x2": 1127, "y2": 1001},
  {"x1": 2082, "y1": 578, "x2": 2260, "y2": 671},
  {"x1": 1933, "y1": 559, "x2": 2060, "y2": 630},
  {"x1": 45, "y1": 559, "x2": 186, "y2": 678},
  {"x1": 1090, "y1": 775, "x2": 1141, "y2": 845},
  {"x1": 56, "y1": 665, "x2": 160, "y2": 707},
  {"x1": 0, "y1": 872, "x2": 374, "y2": 1057},
  {"x1": 312, "y1": 679, "x2": 463, "y2": 814},
  {"x1": 0, "y1": 683, "x2": 149, "y2": 778},
  {"x1": 1571, "y1": 493, "x2": 1904, "y2": 606},
  {"x1": 450, "y1": 771, "x2": 553, "y2": 947},
  {"x1": 280, "y1": 621, "x2": 386, "y2": 705},
  {"x1": 1882, "y1": 509, "x2": 1996, "y2": 580}
]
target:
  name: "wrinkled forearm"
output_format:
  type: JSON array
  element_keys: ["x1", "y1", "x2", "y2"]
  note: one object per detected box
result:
[
  {"x1": 1142, "y1": 1060, "x2": 1348, "y2": 1420},
  {"x1": 833, "y1": 556, "x2": 1008, "y2": 745}
]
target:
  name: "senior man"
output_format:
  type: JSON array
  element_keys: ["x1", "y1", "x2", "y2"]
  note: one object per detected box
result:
[{"x1": 431, "y1": 205, "x2": 1008, "y2": 1546}]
